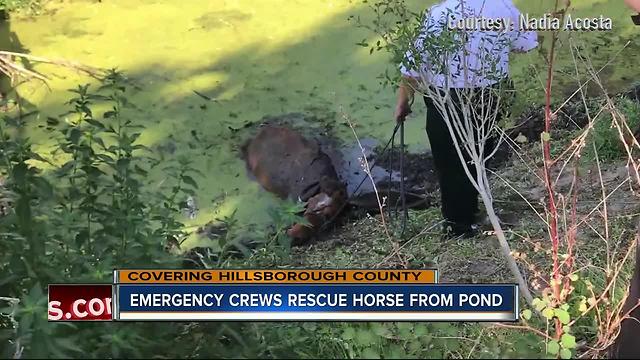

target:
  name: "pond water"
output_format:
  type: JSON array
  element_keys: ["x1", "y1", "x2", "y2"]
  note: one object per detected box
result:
[{"x1": 2, "y1": 0, "x2": 639, "y2": 250}]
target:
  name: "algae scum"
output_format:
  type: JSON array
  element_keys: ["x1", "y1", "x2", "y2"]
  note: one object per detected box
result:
[{"x1": 3, "y1": 0, "x2": 640, "y2": 251}]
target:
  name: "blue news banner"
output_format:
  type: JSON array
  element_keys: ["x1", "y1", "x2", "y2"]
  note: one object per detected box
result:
[{"x1": 114, "y1": 284, "x2": 518, "y2": 321}]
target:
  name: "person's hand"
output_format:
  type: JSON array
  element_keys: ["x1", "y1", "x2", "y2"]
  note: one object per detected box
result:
[
  {"x1": 394, "y1": 76, "x2": 416, "y2": 122},
  {"x1": 394, "y1": 100, "x2": 412, "y2": 123}
]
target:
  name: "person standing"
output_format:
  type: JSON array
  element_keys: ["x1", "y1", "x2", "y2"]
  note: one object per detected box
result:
[{"x1": 393, "y1": 0, "x2": 538, "y2": 237}]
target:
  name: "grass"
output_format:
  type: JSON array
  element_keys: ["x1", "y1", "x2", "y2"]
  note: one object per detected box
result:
[
  {"x1": 207, "y1": 204, "x2": 544, "y2": 357},
  {"x1": 587, "y1": 96, "x2": 640, "y2": 161},
  {"x1": 288, "y1": 204, "x2": 519, "y2": 283}
]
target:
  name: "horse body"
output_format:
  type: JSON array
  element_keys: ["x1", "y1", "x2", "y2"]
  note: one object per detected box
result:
[{"x1": 243, "y1": 126, "x2": 346, "y2": 241}]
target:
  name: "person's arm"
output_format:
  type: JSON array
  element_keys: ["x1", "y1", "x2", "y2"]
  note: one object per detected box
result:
[
  {"x1": 625, "y1": 0, "x2": 640, "y2": 12},
  {"x1": 395, "y1": 50, "x2": 420, "y2": 122},
  {"x1": 394, "y1": 76, "x2": 418, "y2": 123}
]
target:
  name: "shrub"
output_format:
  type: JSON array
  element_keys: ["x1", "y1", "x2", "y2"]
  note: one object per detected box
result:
[{"x1": 0, "y1": 70, "x2": 263, "y2": 358}]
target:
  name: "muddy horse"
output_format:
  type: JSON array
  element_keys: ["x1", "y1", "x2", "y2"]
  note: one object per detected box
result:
[{"x1": 242, "y1": 125, "x2": 347, "y2": 242}]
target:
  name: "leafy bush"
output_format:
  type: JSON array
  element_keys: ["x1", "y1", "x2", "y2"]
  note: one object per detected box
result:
[{"x1": 0, "y1": 70, "x2": 273, "y2": 358}]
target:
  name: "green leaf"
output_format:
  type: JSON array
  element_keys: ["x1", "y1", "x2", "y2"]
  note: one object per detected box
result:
[
  {"x1": 116, "y1": 158, "x2": 131, "y2": 172},
  {"x1": 547, "y1": 340, "x2": 560, "y2": 355},
  {"x1": 542, "y1": 307, "x2": 554, "y2": 319},
  {"x1": 181, "y1": 175, "x2": 199, "y2": 189},
  {"x1": 569, "y1": 273, "x2": 579, "y2": 281},
  {"x1": 533, "y1": 297, "x2": 547, "y2": 312},
  {"x1": 69, "y1": 128, "x2": 82, "y2": 145},
  {"x1": 46, "y1": 116, "x2": 60, "y2": 125},
  {"x1": 134, "y1": 165, "x2": 148, "y2": 176},
  {"x1": 32, "y1": 177, "x2": 53, "y2": 199},
  {"x1": 372, "y1": 323, "x2": 391, "y2": 337},
  {"x1": 560, "y1": 348, "x2": 572, "y2": 359},
  {"x1": 532, "y1": 298, "x2": 540, "y2": 306},
  {"x1": 361, "y1": 347, "x2": 381, "y2": 359},
  {"x1": 302, "y1": 322, "x2": 317, "y2": 331},
  {"x1": 413, "y1": 324, "x2": 428, "y2": 337},
  {"x1": 555, "y1": 309, "x2": 571, "y2": 325},
  {"x1": 541, "y1": 131, "x2": 551, "y2": 142},
  {"x1": 561, "y1": 333, "x2": 576, "y2": 349},
  {"x1": 356, "y1": 328, "x2": 376, "y2": 346},
  {"x1": 85, "y1": 118, "x2": 105, "y2": 129},
  {"x1": 578, "y1": 301, "x2": 588, "y2": 313},
  {"x1": 384, "y1": 345, "x2": 406, "y2": 359},
  {"x1": 407, "y1": 339, "x2": 423, "y2": 353},
  {"x1": 522, "y1": 309, "x2": 532, "y2": 320},
  {"x1": 342, "y1": 326, "x2": 356, "y2": 340}
]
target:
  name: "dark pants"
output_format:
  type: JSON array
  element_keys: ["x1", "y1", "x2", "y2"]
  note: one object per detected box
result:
[{"x1": 423, "y1": 81, "x2": 511, "y2": 228}]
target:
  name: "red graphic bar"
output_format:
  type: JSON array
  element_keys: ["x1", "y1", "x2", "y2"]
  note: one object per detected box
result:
[{"x1": 48, "y1": 284, "x2": 113, "y2": 321}]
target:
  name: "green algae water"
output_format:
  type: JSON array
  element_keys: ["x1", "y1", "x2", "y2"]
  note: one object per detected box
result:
[{"x1": 2, "y1": 0, "x2": 639, "y2": 250}]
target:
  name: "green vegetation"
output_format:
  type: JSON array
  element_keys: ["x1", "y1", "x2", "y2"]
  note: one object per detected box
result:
[
  {"x1": 0, "y1": 71, "x2": 307, "y2": 358},
  {"x1": 0, "y1": 73, "x2": 542, "y2": 358},
  {"x1": 2, "y1": 0, "x2": 640, "y2": 358},
  {"x1": 588, "y1": 96, "x2": 640, "y2": 161}
]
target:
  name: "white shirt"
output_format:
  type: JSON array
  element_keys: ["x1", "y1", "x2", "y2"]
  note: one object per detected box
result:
[{"x1": 400, "y1": 0, "x2": 538, "y2": 88}]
